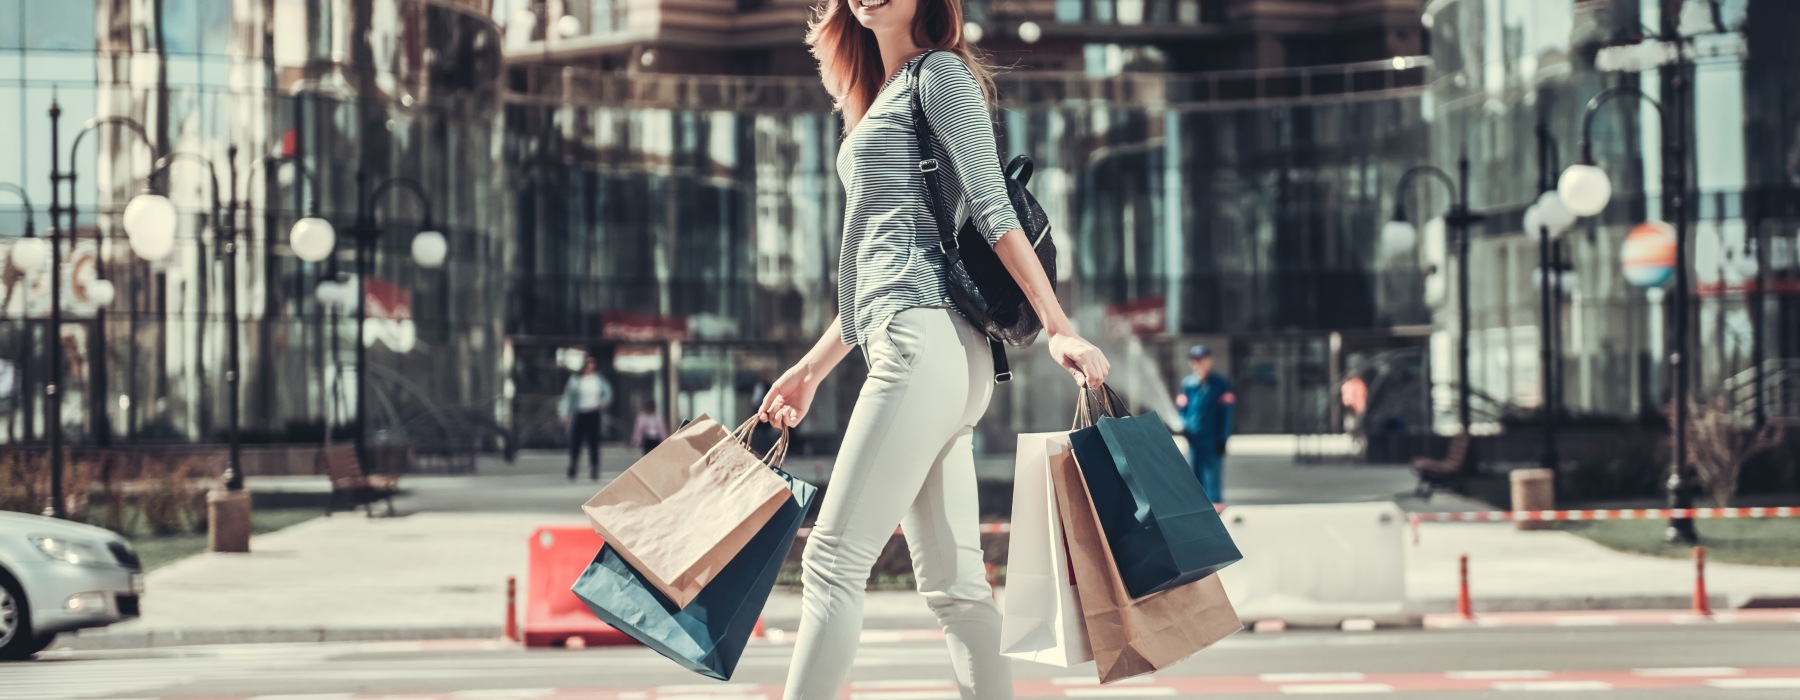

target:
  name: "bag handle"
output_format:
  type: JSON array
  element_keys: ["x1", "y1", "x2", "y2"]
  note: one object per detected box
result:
[
  {"x1": 725, "y1": 416, "x2": 791, "y2": 469},
  {"x1": 1070, "y1": 384, "x2": 1131, "y2": 430}
]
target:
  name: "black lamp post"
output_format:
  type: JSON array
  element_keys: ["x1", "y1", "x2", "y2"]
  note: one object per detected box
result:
[
  {"x1": 1560, "y1": 84, "x2": 1697, "y2": 544},
  {"x1": 1528, "y1": 124, "x2": 1579, "y2": 476},
  {"x1": 327, "y1": 170, "x2": 435, "y2": 471},
  {"x1": 44, "y1": 102, "x2": 159, "y2": 518},
  {"x1": 127, "y1": 150, "x2": 232, "y2": 472},
  {"x1": 1387, "y1": 154, "x2": 1484, "y2": 438}
]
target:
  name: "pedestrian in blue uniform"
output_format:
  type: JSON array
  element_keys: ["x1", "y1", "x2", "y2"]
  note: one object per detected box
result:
[{"x1": 1176, "y1": 344, "x2": 1235, "y2": 506}]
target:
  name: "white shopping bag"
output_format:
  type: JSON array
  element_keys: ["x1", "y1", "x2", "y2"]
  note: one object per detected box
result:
[{"x1": 999, "y1": 432, "x2": 1093, "y2": 667}]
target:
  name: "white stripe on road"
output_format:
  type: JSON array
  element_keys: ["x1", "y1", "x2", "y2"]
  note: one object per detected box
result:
[
  {"x1": 658, "y1": 686, "x2": 762, "y2": 693},
  {"x1": 1063, "y1": 688, "x2": 1176, "y2": 697},
  {"x1": 849, "y1": 680, "x2": 957, "y2": 690},
  {"x1": 244, "y1": 695, "x2": 358, "y2": 700},
  {"x1": 1051, "y1": 677, "x2": 1152, "y2": 685},
  {"x1": 1260, "y1": 673, "x2": 1367, "y2": 683},
  {"x1": 1550, "y1": 617, "x2": 1620, "y2": 627},
  {"x1": 450, "y1": 691, "x2": 558, "y2": 699},
  {"x1": 849, "y1": 692, "x2": 964, "y2": 700},
  {"x1": 1277, "y1": 684, "x2": 1394, "y2": 695},
  {"x1": 1706, "y1": 678, "x2": 1800, "y2": 689},
  {"x1": 1491, "y1": 681, "x2": 1613, "y2": 692},
  {"x1": 1632, "y1": 667, "x2": 1743, "y2": 677},
  {"x1": 1445, "y1": 670, "x2": 1553, "y2": 680}
]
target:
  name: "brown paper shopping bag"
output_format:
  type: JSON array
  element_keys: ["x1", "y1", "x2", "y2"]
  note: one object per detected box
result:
[
  {"x1": 1050, "y1": 447, "x2": 1241, "y2": 684},
  {"x1": 583, "y1": 415, "x2": 793, "y2": 608}
]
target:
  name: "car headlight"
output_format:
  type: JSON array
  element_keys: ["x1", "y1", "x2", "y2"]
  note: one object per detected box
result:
[{"x1": 30, "y1": 536, "x2": 110, "y2": 567}]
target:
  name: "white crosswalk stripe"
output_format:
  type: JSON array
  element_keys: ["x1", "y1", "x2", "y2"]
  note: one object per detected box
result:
[{"x1": 8, "y1": 645, "x2": 344, "y2": 700}]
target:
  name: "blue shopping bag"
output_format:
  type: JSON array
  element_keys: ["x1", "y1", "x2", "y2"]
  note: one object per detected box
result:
[
  {"x1": 1069, "y1": 386, "x2": 1242, "y2": 599},
  {"x1": 572, "y1": 467, "x2": 816, "y2": 680}
]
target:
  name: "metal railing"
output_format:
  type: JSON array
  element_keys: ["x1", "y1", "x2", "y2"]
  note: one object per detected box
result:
[{"x1": 1725, "y1": 359, "x2": 1800, "y2": 425}]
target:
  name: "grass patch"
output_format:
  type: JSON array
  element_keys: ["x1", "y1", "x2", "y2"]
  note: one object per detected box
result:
[
  {"x1": 134, "y1": 508, "x2": 323, "y2": 571},
  {"x1": 1558, "y1": 518, "x2": 1800, "y2": 567},
  {"x1": 82, "y1": 502, "x2": 324, "y2": 571}
]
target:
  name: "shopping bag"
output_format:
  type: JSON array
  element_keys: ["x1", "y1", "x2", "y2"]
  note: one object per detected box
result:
[
  {"x1": 572, "y1": 467, "x2": 817, "y2": 680},
  {"x1": 583, "y1": 415, "x2": 794, "y2": 608},
  {"x1": 999, "y1": 431, "x2": 1093, "y2": 667},
  {"x1": 1069, "y1": 387, "x2": 1242, "y2": 598},
  {"x1": 1051, "y1": 446, "x2": 1241, "y2": 684}
]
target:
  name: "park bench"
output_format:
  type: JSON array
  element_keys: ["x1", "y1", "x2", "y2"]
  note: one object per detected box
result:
[
  {"x1": 1411, "y1": 432, "x2": 1470, "y2": 499},
  {"x1": 320, "y1": 445, "x2": 400, "y2": 517}
]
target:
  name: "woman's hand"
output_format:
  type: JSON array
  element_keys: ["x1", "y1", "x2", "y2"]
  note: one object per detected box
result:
[
  {"x1": 757, "y1": 363, "x2": 821, "y2": 429},
  {"x1": 1048, "y1": 331, "x2": 1110, "y2": 389}
]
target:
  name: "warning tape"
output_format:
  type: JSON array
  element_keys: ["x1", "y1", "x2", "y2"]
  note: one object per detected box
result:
[
  {"x1": 1410, "y1": 507, "x2": 1799, "y2": 523},
  {"x1": 793, "y1": 508, "x2": 1798, "y2": 539}
]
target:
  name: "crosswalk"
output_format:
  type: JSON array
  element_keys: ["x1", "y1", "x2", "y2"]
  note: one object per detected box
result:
[{"x1": 1, "y1": 644, "x2": 341, "y2": 700}]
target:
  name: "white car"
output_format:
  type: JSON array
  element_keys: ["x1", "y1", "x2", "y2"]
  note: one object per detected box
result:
[{"x1": 0, "y1": 511, "x2": 144, "y2": 660}]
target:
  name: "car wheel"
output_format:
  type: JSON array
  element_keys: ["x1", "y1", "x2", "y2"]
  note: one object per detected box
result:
[{"x1": 0, "y1": 574, "x2": 35, "y2": 661}]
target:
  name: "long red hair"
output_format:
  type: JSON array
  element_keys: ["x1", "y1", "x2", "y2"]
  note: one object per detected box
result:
[{"x1": 806, "y1": 0, "x2": 995, "y2": 132}]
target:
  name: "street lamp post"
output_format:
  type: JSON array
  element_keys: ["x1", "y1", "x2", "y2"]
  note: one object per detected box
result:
[
  {"x1": 1386, "y1": 153, "x2": 1484, "y2": 438},
  {"x1": 43, "y1": 103, "x2": 156, "y2": 518},
  {"x1": 297, "y1": 170, "x2": 443, "y2": 474},
  {"x1": 1559, "y1": 84, "x2": 1698, "y2": 544},
  {"x1": 1527, "y1": 124, "x2": 1578, "y2": 476}
]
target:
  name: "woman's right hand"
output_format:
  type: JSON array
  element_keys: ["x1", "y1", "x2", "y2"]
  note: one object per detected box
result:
[
  {"x1": 757, "y1": 363, "x2": 821, "y2": 429},
  {"x1": 1048, "y1": 331, "x2": 1111, "y2": 389}
]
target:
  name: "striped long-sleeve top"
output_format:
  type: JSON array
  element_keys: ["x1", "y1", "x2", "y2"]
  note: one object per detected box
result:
[{"x1": 834, "y1": 51, "x2": 1022, "y2": 347}]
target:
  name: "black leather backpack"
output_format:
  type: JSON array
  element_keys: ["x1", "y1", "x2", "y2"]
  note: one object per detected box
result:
[{"x1": 909, "y1": 53, "x2": 1057, "y2": 382}]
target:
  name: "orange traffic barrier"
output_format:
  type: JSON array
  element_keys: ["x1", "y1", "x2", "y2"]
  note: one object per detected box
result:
[
  {"x1": 523, "y1": 527, "x2": 638, "y2": 648},
  {"x1": 1693, "y1": 546, "x2": 1711, "y2": 617}
]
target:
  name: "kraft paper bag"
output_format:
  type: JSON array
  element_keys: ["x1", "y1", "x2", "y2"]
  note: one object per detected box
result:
[
  {"x1": 573, "y1": 466, "x2": 817, "y2": 680},
  {"x1": 999, "y1": 431, "x2": 1093, "y2": 667},
  {"x1": 1070, "y1": 386, "x2": 1242, "y2": 598},
  {"x1": 583, "y1": 415, "x2": 792, "y2": 608},
  {"x1": 1051, "y1": 446, "x2": 1241, "y2": 684}
]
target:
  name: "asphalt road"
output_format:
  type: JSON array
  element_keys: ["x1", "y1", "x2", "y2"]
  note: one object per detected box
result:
[{"x1": 10, "y1": 623, "x2": 1799, "y2": 699}]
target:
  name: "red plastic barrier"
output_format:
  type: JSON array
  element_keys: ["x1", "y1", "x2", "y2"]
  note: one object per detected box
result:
[{"x1": 523, "y1": 526, "x2": 639, "y2": 648}]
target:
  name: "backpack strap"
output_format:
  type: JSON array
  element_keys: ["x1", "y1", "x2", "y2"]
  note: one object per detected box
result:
[
  {"x1": 908, "y1": 52, "x2": 960, "y2": 258},
  {"x1": 909, "y1": 51, "x2": 1013, "y2": 384}
]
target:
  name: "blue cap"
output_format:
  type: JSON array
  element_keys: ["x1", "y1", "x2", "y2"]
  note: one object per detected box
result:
[{"x1": 1189, "y1": 344, "x2": 1213, "y2": 360}]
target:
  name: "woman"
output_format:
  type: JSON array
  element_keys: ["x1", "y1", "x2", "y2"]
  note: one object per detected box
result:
[
  {"x1": 756, "y1": 0, "x2": 1110, "y2": 695},
  {"x1": 630, "y1": 402, "x2": 668, "y2": 455}
]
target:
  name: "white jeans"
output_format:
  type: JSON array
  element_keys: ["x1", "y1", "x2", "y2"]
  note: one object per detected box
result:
[{"x1": 784, "y1": 308, "x2": 1013, "y2": 699}]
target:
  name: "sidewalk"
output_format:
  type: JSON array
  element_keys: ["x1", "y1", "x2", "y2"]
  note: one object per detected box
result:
[{"x1": 60, "y1": 444, "x2": 1800, "y2": 650}]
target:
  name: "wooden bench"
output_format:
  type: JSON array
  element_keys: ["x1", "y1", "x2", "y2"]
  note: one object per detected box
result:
[
  {"x1": 319, "y1": 445, "x2": 400, "y2": 517},
  {"x1": 1411, "y1": 433, "x2": 1470, "y2": 499}
]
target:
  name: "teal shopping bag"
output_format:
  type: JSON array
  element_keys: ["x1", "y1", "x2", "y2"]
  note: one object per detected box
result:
[
  {"x1": 572, "y1": 467, "x2": 816, "y2": 680},
  {"x1": 1069, "y1": 386, "x2": 1242, "y2": 599}
]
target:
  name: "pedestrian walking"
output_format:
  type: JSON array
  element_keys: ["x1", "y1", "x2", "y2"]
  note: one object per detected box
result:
[
  {"x1": 558, "y1": 355, "x2": 613, "y2": 481},
  {"x1": 1176, "y1": 344, "x2": 1235, "y2": 507},
  {"x1": 756, "y1": 2, "x2": 1110, "y2": 695},
  {"x1": 631, "y1": 402, "x2": 668, "y2": 455}
]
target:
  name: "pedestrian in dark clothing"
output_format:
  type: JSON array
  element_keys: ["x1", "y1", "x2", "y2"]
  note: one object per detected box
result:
[
  {"x1": 558, "y1": 356, "x2": 613, "y2": 481},
  {"x1": 1176, "y1": 344, "x2": 1235, "y2": 507}
]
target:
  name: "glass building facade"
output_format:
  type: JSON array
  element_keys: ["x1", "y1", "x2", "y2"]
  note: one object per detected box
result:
[
  {"x1": 1424, "y1": 0, "x2": 1800, "y2": 428},
  {"x1": 3, "y1": 0, "x2": 1444, "y2": 459},
  {"x1": 505, "y1": 64, "x2": 1433, "y2": 447},
  {"x1": 1, "y1": 1, "x2": 512, "y2": 456}
]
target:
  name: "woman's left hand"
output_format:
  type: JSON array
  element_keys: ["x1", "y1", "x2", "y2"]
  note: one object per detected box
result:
[{"x1": 1048, "y1": 332, "x2": 1110, "y2": 389}]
